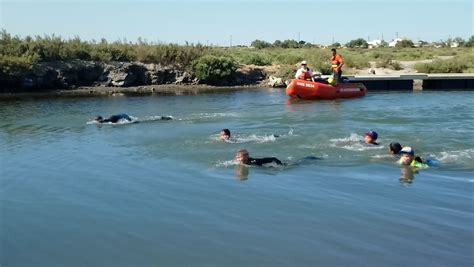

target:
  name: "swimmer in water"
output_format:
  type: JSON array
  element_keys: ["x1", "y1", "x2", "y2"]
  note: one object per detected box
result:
[
  {"x1": 234, "y1": 149, "x2": 283, "y2": 166},
  {"x1": 398, "y1": 147, "x2": 429, "y2": 168},
  {"x1": 219, "y1": 129, "x2": 279, "y2": 142},
  {"x1": 95, "y1": 114, "x2": 172, "y2": 124},
  {"x1": 95, "y1": 113, "x2": 133, "y2": 123},
  {"x1": 364, "y1": 130, "x2": 379, "y2": 145},
  {"x1": 389, "y1": 142, "x2": 402, "y2": 155},
  {"x1": 220, "y1": 129, "x2": 231, "y2": 141},
  {"x1": 390, "y1": 142, "x2": 426, "y2": 164}
]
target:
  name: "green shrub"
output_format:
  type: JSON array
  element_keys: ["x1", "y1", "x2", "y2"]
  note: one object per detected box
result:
[
  {"x1": 414, "y1": 57, "x2": 468, "y2": 73},
  {"x1": 240, "y1": 53, "x2": 272, "y2": 66},
  {"x1": 274, "y1": 65, "x2": 296, "y2": 80},
  {"x1": 192, "y1": 55, "x2": 237, "y2": 84}
]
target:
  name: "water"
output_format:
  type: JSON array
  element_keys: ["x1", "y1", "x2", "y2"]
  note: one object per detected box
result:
[{"x1": 1, "y1": 89, "x2": 473, "y2": 267}]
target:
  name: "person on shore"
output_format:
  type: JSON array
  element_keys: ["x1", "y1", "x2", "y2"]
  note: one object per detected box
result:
[
  {"x1": 95, "y1": 113, "x2": 134, "y2": 123},
  {"x1": 398, "y1": 147, "x2": 429, "y2": 168},
  {"x1": 295, "y1": 61, "x2": 315, "y2": 82},
  {"x1": 220, "y1": 129, "x2": 231, "y2": 141},
  {"x1": 364, "y1": 131, "x2": 379, "y2": 145},
  {"x1": 234, "y1": 149, "x2": 283, "y2": 166},
  {"x1": 330, "y1": 48, "x2": 344, "y2": 85}
]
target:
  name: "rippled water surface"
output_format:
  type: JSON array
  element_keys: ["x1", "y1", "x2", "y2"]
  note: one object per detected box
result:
[{"x1": 1, "y1": 90, "x2": 473, "y2": 267}]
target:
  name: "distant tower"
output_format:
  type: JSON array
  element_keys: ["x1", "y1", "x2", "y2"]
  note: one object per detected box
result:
[{"x1": 229, "y1": 35, "x2": 232, "y2": 48}]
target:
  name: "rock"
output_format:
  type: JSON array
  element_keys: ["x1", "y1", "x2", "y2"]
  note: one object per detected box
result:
[
  {"x1": 268, "y1": 75, "x2": 285, "y2": 87},
  {"x1": 106, "y1": 62, "x2": 148, "y2": 87},
  {"x1": 175, "y1": 71, "x2": 193, "y2": 84}
]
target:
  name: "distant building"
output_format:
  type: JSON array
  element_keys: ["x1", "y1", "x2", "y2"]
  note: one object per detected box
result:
[
  {"x1": 367, "y1": 39, "x2": 382, "y2": 49},
  {"x1": 450, "y1": 42, "x2": 460, "y2": 48},
  {"x1": 389, "y1": 38, "x2": 403, "y2": 47}
]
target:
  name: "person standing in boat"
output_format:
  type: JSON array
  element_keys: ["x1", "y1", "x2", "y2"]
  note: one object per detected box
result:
[
  {"x1": 295, "y1": 61, "x2": 315, "y2": 82},
  {"x1": 330, "y1": 48, "x2": 344, "y2": 85}
]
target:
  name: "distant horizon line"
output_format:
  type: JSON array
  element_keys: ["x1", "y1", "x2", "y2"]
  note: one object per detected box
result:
[{"x1": 2, "y1": 29, "x2": 472, "y2": 46}]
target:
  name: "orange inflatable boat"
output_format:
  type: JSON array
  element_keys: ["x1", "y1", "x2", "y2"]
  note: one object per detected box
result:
[{"x1": 286, "y1": 79, "x2": 367, "y2": 100}]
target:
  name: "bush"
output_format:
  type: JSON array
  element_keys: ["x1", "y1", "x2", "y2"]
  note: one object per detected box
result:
[
  {"x1": 274, "y1": 65, "x2": 296, "y2": 80},
  {"x1": 395, "y1": 39, "x2": 415, "y2": 48},
  {"x1": 414, "y1": 58, "x2": 468, "y2": 73},
  {"x1": 346, "y1": 38, "x2": 368, "y2": 48},
  {"x1": 192, "y1": 55, "x2": 237, "y2": 84},
  {"x1": 251, "y1": 39, "x2": 272, "y2": 49},
  {"x1": 240, "y1": 53, "x2": 272, "y2": 66}
]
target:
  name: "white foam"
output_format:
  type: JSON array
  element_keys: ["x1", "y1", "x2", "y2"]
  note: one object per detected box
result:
[
  {"x1": 429, "y1": 148, "x2": 474, "y2": 164},
  {"x1": 330, "y1": 133, "x2": 384, "y2": 151},
  {"x1": 215, "y1": 160, "x2": 239, "y2": 168}
]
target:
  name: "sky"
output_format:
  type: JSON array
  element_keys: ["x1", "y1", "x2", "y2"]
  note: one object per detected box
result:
[{"x1": 1, "y1": 0, "x2": 472, "y2": 45}]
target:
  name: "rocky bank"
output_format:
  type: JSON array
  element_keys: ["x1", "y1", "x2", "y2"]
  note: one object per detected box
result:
[{"x1": 0, "y1": 60, "x2": 270, "y2": 93}]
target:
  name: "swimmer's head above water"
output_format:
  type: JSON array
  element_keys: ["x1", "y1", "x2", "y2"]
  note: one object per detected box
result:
[
  {"x1": 234, "y1": 149, "x2": 250, "y2": 164},
  {"x1": 95, "y1": 116, "x2": 104, "y2": 123},
  {"x1": 389, "y1": 142, "x2": 402, "y2": 155},
  {"x1": 399, "y1": 147, "x2": 415, "y2": 165},
  {"x1": 220, "y1": 129, "x2": 231, "y2": 141},
  {"x1": 364, "y1": 130, "x2": 378, "y2": 145}
]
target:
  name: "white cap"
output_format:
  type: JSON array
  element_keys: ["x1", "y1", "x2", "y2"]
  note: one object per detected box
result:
[
  {"x1": 399, "y1": 147, "x2": 414, "y2": 155},
  {"x1": 301, "y1": 60, "x2": 307, "y2": 65}
]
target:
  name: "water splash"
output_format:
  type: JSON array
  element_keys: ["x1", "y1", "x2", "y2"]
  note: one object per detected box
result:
[{"x1": 330, "y1": 133, "x2": 384, "y2": 151}]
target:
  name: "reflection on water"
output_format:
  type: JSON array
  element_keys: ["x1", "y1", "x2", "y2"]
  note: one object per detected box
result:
[{"x1": 399, "y1": 167, "x2": 416, "y2": 186}]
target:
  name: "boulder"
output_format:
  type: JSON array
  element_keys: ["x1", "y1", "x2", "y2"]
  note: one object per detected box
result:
[{"x1": 268, "y1": 75, "x2": 285, "y2": 87}]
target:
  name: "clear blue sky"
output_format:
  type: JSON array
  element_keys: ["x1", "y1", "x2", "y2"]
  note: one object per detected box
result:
[{"x1": 1, "y1": 0, "x2": 472, "y2": 45}]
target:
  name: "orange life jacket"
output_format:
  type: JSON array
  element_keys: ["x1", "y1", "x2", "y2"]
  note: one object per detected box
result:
[
  {"x1": 299, "y1": 69, "x2": 312, "y2": 81},
  {"x1": 331, "y1": 54, "x2": 343, "y2": 69}
]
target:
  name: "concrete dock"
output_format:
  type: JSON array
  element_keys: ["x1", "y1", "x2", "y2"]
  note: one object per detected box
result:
[{"x1": 345, "y1": 74, "x2": 474, "y2": 91}]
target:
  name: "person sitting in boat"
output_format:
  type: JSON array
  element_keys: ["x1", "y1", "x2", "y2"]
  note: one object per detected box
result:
[
  {"x1": 295, "y1": 61, "x2": 315, "y2": 82},
  {"x1": 398, "y1": 147, "x2": 429, "y2": 168},
  {"x1": 234, "y1": 149, "x2": 283, "y2": 166},
  {"x1": 364, "y1": 130, "x2": 379, "y2": 145}
]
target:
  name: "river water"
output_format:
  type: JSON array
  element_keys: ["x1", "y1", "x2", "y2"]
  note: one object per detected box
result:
[{"x1": 1, "y1": 89, "x2": 473, "y2": 267}]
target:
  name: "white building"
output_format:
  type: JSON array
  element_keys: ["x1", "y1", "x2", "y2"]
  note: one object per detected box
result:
[
  {"x1": 389, "y1": 38, "x2": 403, "y2": 47},
  {"x1": 368, "y1": 39, "x2": 382, "y2": 49}
]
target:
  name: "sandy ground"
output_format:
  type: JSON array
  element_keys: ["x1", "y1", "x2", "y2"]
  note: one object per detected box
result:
[{"x1": 354, "y1": 56, "x2": 455, "y2": 75}]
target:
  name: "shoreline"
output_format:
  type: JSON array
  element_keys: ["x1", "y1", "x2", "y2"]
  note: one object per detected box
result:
[{"x1": 0, "y1": 83, "x2": 270, "y2": 99}]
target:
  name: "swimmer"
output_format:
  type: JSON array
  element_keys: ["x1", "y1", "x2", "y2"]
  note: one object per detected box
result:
[
  {"x1": 234, "y1": 149, "x2": 283, "y2": 166},
  {"x1": 389, "y1": 142, "x2": 402, "y2": 155},
  {"x1": 95, "y1": 113, "x2": 133, "y2": 123},
  {"x1": 390, "y1": 142, "x2": 425, "y2": 164},
  {"x1": 398, "y1": 147, "x2": 429, "y2": 168},
  {"x1": 94, "y1": 114, "x2": 172, "y2": 124},
  {"x1": 220, "y1": 129, "x2": 231, "y2": 141},
  {"x1": 364, "y1": 131, "x2": 379, "y2": 145}
]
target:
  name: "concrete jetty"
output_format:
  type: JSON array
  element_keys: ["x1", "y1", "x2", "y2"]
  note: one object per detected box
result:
[{"x1": 345, "y1": 74, "x2": 474, "y2": 91}]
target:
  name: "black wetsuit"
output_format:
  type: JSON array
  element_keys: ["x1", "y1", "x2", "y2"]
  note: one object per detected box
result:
[
  {"x1": 103, "y1": 114, "x2": 132, "y2": 123},
  {"x1": 248, "y1": 157, "x2": 283, "y2": 166}
]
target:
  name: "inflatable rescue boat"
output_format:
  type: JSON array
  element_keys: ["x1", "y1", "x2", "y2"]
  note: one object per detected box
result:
[{"x1": 286, "y1": 79, "x2": 367, "y2": 100}]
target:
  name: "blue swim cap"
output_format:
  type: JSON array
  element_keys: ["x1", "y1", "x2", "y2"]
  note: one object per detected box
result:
[{"x1": 365, "y1": 130, "x2": 378, "y2": 140}]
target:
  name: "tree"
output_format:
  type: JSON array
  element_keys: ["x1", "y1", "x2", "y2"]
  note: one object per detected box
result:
[
  {"x1": 465, "y1": 36, "x2": 474, "y2": 47},
  {"x1": 250, "y1": 39, "x2": 272, "y2": 49},
  {"x1": 330, "y1": 42, "x2": 341, "y2": 48},
  {"x1": 273, "y1": 40, "x2": 282, "y2": 47},
  {"x1": 452, "y1": 37, "x2": 465, "y2": 47},
  {"x1": 395, "y1": 39, "x2": 414, "y2": 48},
  {"x1": 346, "y1": 38, "x2": 368, "y2": 48}
]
